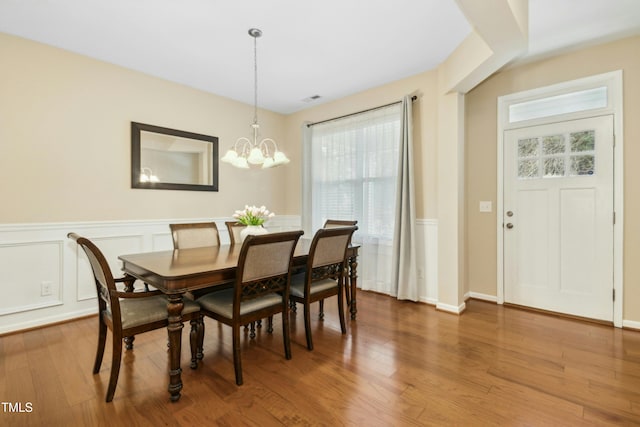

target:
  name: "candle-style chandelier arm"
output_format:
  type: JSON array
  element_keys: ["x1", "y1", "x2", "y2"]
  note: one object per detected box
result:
[{"x1": 257, "y1": 138, "x2": 290, "y2": 168}]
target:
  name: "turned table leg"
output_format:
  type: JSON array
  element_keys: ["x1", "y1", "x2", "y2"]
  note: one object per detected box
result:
[
  {"x1": 123, "y1": 275, "x2": 137, "y2": 350},
  {"x1": 349, "y1": 256, "x2": 358, "y2": 320},
  {"x1": 166, "y1": 293, "x2": 184, "y2": 402}
]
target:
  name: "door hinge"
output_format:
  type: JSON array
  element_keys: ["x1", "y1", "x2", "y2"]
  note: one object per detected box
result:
[
  {"x1": 613, "y1": 211, "x2": 616, "y2": 225},
  {"x1": 613, "y1": 288, "x2": 616, "y2": 301}
]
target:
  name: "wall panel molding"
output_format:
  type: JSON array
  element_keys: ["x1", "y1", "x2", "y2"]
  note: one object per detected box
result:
[
  {"x1": 0, "y1": 216, "x2": 302, "y2": 334},
  {"x1": 0, "y1": 240, "x2": 64, "y2": 316},
  {"x1": 0, "y1": 216, "x2": 434, "y2": 334}
]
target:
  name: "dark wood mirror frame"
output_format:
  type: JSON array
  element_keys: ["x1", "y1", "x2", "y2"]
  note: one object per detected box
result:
[{"x1": 131, "y1": 122, "x2": 219, "y2": 192}]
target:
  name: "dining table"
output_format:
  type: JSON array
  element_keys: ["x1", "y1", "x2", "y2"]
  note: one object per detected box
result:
[{"x1": 118, "y1": 238, "x2": 359, "y2": 402}]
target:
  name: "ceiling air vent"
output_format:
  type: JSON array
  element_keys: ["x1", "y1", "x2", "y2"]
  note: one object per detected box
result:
[{"x1": 302, "y1": 95, "x2": 322, "y2": 103}]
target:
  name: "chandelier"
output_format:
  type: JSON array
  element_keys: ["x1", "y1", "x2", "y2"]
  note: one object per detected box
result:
[
  {"x1": 221, "y1": 28, "x2": 289, "y2": 169},
  {"x1": 139, "y1": 167, "x2": 159, "y2": 183}
]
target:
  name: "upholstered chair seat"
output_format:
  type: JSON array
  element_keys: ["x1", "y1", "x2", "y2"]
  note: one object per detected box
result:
[
  {"x1": 290, "y1": 275, "x2": 338, "y2": 298},
  {"x1": 113, "y1": 296, "x2": 201, "y2": 330},
  {"x1": 198, "y1": 289, "x2": 282, "y2": 319}
]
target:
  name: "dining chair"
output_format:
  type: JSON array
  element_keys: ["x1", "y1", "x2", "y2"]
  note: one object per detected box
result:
[
  {"x1": 68, "y1": 233, "x2": 203, "y2": 402},
  {"x1": 227, "y1": 220, "x2": 275, "y2": 336},
  {"x1": 170, "y1": 222, "x2": 221, "y2": 249},
  {"x1": 225, "y1": 221, "x2": 246, "y2": 245},
  {"x1": 322, "y1": 219, "x2": 358, "y2": 310},
  {"x1": 196, "y1": 230, "x2": 304, "y2": 385},
  {"x1": 169, "y1": 221, "x2": 233, "y2": 350},
  {"x1": 323, "y1": 219, "x2": 358, "y2": 228},
  {"x1": 289, "y1": 226, "x2": 357, "y2": 351},
  {"x1": 169, "y1": 222, "x2": 230, "y2": 298}
]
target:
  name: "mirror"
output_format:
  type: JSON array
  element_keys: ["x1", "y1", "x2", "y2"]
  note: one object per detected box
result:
[{"x1": 131, "y1": 122, "x2": 219, "y2": 191}]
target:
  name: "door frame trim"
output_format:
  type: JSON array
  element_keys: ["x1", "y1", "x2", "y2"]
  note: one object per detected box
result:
[{"x1": 496, "y1": 70, "x2": 624, "y2": 327}]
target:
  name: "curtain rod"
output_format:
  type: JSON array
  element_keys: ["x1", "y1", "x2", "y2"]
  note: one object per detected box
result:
[{"x1": 306, "y1": 95, "x2": 417, "y2": 128}]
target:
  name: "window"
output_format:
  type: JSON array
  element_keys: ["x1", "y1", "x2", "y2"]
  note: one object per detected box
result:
[
  {"x1": 508, "y1": 86, "x2": 607, "y2": 123},
  {"x1": 517, "y1": 129, "x2": 596, "y2": 179},
  {"x1": 307, "y1": 104, "x2": 401, "y2": 238},
  {"x1": 303, "y1": 103, "x2": 401, "y2": 293}
]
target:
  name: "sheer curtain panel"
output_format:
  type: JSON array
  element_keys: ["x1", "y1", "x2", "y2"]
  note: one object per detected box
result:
[{"x1": 304, "y1": 104, "x2": 401, "y2": 295}]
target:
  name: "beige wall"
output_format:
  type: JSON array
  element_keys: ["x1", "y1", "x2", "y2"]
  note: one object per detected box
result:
[
  {"x1": 465, "y1": 35, "x2": 640, "y2": 320},
  {"x1": 0, "y1": 32, "x2": 290, "y2": 223},
  {"x1": 5, "y1": 29, "x2": 639, "y2": 320},
  {"x1": 282, "y1": 71, "x2": 439, "y2": 219}
]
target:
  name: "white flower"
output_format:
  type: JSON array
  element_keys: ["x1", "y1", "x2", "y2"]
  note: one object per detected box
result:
[{"x1": 233, "y1": 205, "x2": 275, "y2": 226}]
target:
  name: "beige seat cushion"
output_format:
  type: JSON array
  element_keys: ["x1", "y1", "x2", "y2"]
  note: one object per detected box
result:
[
  {"x1": 197, "y1": 288, "x2": 282, "y2": 319},
  {"x1": 290, "y1": 273, "x2": 338, "y2": 298},
  {"x1": 116, "y1": 295, "x2": 200, "y2": 329}
]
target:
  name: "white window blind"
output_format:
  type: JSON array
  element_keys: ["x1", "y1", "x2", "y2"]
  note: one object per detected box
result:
[
  {"x1": 306, "y1": 103, "x2": 401, "y2": 294},
  {"x1": 309, "y1": 104, "x2": 401, "y2": 238}
]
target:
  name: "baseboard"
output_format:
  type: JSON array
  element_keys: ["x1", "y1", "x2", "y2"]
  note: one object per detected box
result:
[
  {"x1": 622, "y1": 320, "x2": 640, "y2": 331},
  {"x1": 436, "y1": 301, "x2": 466, "y2": 315},
  {"x1": 0, "y1": 307, "x2": 96, "y2": 336},
  {"x1": 467, "y1": 292, "x2": 498, "y2": 303}
]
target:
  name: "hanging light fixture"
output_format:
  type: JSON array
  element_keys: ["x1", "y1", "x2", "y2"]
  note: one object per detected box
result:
[{"x1": 221, "y1": 28, "x2": 289, "y2": 169}]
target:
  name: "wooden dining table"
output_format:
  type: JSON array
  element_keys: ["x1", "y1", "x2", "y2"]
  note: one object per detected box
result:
[{"x1": 118, "y1": 238, "x2": 359, "y2": 402}]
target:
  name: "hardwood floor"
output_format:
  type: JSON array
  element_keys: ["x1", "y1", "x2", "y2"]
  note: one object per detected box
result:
[{"x1": 3, "y1": 292, "x2": 640, "y2": 426}]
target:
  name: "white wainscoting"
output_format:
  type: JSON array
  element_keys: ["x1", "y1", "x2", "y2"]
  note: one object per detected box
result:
[
  {"x1": 0, "y1": 216, "x2": 438, "y2": 334},
  {"x1": 0, "y1": 216, "x2": 299, "y2": 335},
  {"x1": 416, "y1": 219, "x2": 438, "y2": 305}
]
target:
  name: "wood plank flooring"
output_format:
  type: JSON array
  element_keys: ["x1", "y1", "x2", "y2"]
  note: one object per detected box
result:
[{"x1": 3, "y1": 292, "x2": 640, "y2": 426}]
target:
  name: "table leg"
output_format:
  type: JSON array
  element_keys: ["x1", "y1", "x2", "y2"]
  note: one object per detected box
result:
[
  {"x1": 349, "y1": 255, "x2": 358, "y2": 320},
  {"x1": 167, "y1": 294, "x2": 184, "y2": 402},
  {"x1": 122, "y1": 275, "x2": 136, "y2": 350}
]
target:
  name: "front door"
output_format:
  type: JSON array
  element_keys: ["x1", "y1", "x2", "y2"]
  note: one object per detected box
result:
[{"x1": 503, "y1": 115, "x2": 614, "y2": 321}]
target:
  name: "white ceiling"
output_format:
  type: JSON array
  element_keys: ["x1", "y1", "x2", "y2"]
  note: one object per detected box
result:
[{"x1": 1, "y1": 0, "x2": 639, "y2": 114}]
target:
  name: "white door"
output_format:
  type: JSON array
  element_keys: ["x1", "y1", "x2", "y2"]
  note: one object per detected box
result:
[{"x1": 504, "y1": 115, "x2": 614, "y2": 321}]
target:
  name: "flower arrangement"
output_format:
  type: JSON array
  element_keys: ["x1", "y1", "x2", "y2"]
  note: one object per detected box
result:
[{"x1": 233, "y1": 205, "x2": 275, "y2": 226}]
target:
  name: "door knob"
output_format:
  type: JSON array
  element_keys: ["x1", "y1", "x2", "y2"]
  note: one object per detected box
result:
[{"x1": 506, "y1": 223, "x2": 514, "y2": 229}]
